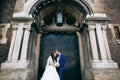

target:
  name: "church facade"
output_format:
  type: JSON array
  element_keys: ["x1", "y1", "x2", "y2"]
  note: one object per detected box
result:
[{"x1": 0, "y1": 0, "x2": 120, "y2": 80}]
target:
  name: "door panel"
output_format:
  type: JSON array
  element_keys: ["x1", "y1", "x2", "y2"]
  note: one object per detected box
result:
[{"x1": 38, "y1": 33, "x2": 82, "y2": 80}]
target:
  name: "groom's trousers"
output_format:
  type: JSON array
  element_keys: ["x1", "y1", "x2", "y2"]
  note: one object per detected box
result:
[{"x1": 58, "y1": 70, "x2": 63, "y2": 80}]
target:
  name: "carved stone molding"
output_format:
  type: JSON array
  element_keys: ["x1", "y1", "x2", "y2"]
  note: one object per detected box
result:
[{"x1": 0, "y1": 23, "x2": 10, "y2": 44}]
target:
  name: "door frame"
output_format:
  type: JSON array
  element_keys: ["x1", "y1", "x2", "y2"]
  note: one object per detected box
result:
[{"x1": 34, "y1": 32, "x2": 84, "y2": 80}]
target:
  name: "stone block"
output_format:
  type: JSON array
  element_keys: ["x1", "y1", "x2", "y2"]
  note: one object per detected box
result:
[
  {"x1": 92, "y1": 61, "x2": 118, "y2": 68},
  {"x1": 1, "y1": 61, "x2": 29, "y2": 70},
  {"x1": 0, "y1": 69, "x2": 35, "y2": 80},
  {"x1": 84, "y1": 69, "x2": 120, "y2": 80}
]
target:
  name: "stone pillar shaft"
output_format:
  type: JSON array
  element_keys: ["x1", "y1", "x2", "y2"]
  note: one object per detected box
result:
[
  {"x1": 102, "y1": 26, "x2": 112, "y2": 61},
  {"x1": 35, "y1": 34, "x2": 42, "y2": 78},
  {"x1": 20, "y1": 28, "x2": 30, "y2": 62},
  {"x1": 12, "y1": 23, "x2": 24, "y2": 62},
  {"x1": 88, "y1": 25, "x2": 100, "y2": 62},
  {"x1": 76, "y1": 32, "x2": 84, "y2": 80},
  {"x1": 96, "y1": 24, "x2": 108, "y2": 61},
  {"x1": 7, "y1": 29, "x2": 17, "y2": 62},
  {"x1": 76, "y1": 32, "x2": 84, "y2": 68}
]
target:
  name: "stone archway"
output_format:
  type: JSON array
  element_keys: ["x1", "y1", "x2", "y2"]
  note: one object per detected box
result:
[{"x1": 28, "y1": 1, "x2": 93, "y2": 80}]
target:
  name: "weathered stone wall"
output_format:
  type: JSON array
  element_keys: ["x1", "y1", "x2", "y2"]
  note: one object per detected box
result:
[
  {"x1": 0, "y1": 0, "x2": 15, "y2": 66},
  {"x1": 107, "y1": 27, "x2": 120, "y2": 67},
  {"x1": 84, "y1": 69, "x2": 120, "y2": 80},
  {"x1": 92, "y1": 0, "x2": 106, "y2": 13},
  {"x1": 105, "y1": 0, "x2": 120, "y2": 24},
  {"x1": 92, "y1": 69, "x2": 120, "y2": 80},
  {"x1": 104, "y1": 0, "x2": 120, "y2": 67},
  {"x1": 0, "y1": 0, "x2": 16, "y2": 23},
  {"x1": 14, "y1": 0, "x2": 25, "y2": 12}
]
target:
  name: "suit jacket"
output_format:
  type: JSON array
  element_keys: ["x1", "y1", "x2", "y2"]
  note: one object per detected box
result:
[{"x1": 57, "y1": 54, "x2": 65, "y2": 71}]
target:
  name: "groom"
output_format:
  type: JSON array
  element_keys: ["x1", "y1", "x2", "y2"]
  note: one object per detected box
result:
[{"x1": 55, "y1": 49, "x2": 65, "y2": 80}]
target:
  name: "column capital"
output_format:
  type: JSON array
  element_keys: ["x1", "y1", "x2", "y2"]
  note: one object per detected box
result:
[
  {"x1": 88, "y1": 24, "x2": 96, "y2": 31},
  {"x1": 11, "y1": 21, "x2": 33, "y2": 29},
  {"x1": 18, "y1": 23, "x2": 24, "y2": 30},
  {"x1": 12, "y1": 28, "x2": 18, "y2": 31},
  {"x1": 0, "y1": 23, "x2": 10, "y2": 27},
  {"x1": 38, "y1": 33, "x2": 42, "y2": 37},
  {"x1": 76, "y1": 32, "x2": 80, "y2": 37},
  {"x1": 11, "y1": 23, "x2": 18, "y2": 29},
  {"x1": 11, "y1": 22, "x2": 24, "y2": 29},
  {"x1": 24, "y1": 27, "x2": 31, "y2": 31},
  {"x1": 96, "y1": 24, "x2": 102, "y2": 30},
  {"x1": 102, "y1": 25, "x2": 107, "y2": 31},
  {"x1": 24, "y1": 22, "x2": 33, "y2": 31}
]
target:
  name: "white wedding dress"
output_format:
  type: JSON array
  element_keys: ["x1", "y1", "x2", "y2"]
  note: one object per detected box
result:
[{"x1": 41, "y1": 56, "x2": 60, "y2": 80}]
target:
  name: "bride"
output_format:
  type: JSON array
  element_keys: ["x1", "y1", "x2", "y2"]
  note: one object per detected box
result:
[{"x1": 41, "y1": 53, "x2": 60, "y2": 80}]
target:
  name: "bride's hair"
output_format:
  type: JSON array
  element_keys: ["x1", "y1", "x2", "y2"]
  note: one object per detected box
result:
[{"x1": 51, "y1": 53, "x2": 56, "y2": 62}]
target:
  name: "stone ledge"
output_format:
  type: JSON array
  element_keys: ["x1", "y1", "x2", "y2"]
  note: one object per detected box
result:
[
  {"x1": 1, "y1": 61, "x2": 28, "y2": 70},
  {"x1": 92, "y1": 61, "x2": 118, "y2": 68}
]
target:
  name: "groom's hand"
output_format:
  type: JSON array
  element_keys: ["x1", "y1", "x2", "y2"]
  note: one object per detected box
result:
[{"x1": 55, "y1": 62, "x2": 60, "y2": 67}]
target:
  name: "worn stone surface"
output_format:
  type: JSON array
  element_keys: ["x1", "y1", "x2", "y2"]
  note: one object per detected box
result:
[
  {"x1": 0, "y1": 69, "x2": 34, "y2": 80},
  {"x1": 92, "y1": 69, "x2": 120, "y2": 80},
  {"x1": 106, "y1": 28, "x2": 120, "y2": 67},
  {"x1": 92, "y1": 0, "x2": 106, "y2": 13},
  {"x1": 0, "y1": 0, "x2": 16, "y2": 23},
  {"x1": 105, "y1": 0, "x2": 120, "y2": 24},
  {"x1": 14, "y1": 0, "x2": 25, "y2": 12},
  {"x1": 84, "y1": 69, "x2": 120, "y2": 80}
]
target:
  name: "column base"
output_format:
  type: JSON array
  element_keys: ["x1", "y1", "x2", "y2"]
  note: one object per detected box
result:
[
  {"x1": 1, "y1": 60, "x2": 29, "y2": 70},
  {"x1": 0, "y1": 69, "x2": 35, "y2": 80},
  {"x1": 84, "y1": 68, "x2": 120, "y2": 80},
  {"x1": 92, "y1": 61, "x2": 118, "y2": 68},
  {"x1": 108, "y1": 60, "x2": 115, "y2": 63},
  {"x1": 92, "y1": 60, "x2": 101, "y2": 63}
]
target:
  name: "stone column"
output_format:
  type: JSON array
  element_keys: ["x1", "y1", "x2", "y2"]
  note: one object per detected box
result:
[
  {"x1": 19, "y1": 26, "x2": 31, "y2": 63},
  {"x1": 76, "y1": 32, "x2": 84, "y2": 80},
  {"x1": 102, "y1": 26, "x2": 113, "y2": 62},
  {"x1": 96, "y1": 24, "x2": 108, "y2": 62},
  {"x1": 76, "y1": 32, "x2": 84, "y2": 69},
  {"x1": 35, "y1": 34, "x2": 42, "y2": 78},
  {"x1": 12, "y1": 23, "x2": 24, "y2": 62},
  {"x1": 7, "y1": 28, "x2": 17, "y2": 62},
  {"x1": 88, "y1": 25, "x2": 100, "y2": 62}
]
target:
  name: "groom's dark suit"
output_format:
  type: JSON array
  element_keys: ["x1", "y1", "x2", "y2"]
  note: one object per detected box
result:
[{"x1": 56, "y1": 54, "x2": 65, "y2": 80}]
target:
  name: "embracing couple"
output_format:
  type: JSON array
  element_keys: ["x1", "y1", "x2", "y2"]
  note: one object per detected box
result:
[{"x1": 41, "y1": 49, "x2": 65, "y2": 80}]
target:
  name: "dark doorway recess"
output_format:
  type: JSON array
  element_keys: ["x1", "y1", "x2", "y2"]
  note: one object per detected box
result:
[{"x1": 38, "y1": 33, "x2": 82, "y2": 80}]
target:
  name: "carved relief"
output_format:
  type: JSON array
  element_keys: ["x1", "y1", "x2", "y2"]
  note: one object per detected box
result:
[
  {"x1": 108, "y1": 24, "x2": 120, "y2": 44},
  {"x1": 0, "y1": 23, "x2": 10, "y2": 44},
  {"x1": 114, "y1": 26, "x2": 120, "y2": 39},
  {"x1": 0, "y1": 25, "x2": 4, "y2": 39}
]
